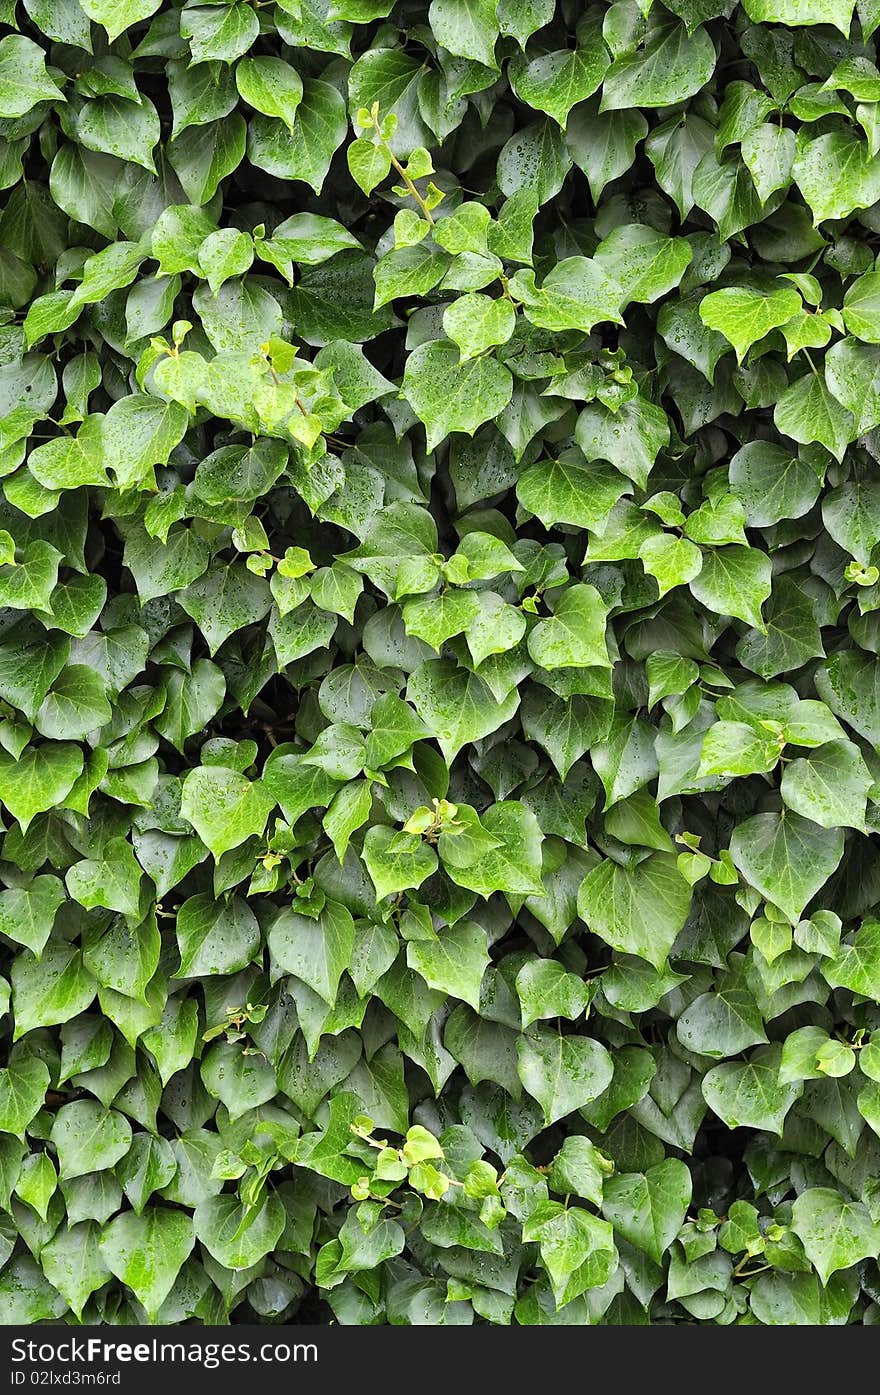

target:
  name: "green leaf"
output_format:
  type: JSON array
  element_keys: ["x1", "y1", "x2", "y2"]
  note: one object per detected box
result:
[
  {"x1": 517, "y1": 1029, "x2": 613, "y2": 1125},
  {"x1": 0, "y1": 541, "x2": 61, "y2": 612},
  {"x1": 773, "y1": 372, "x2": 854, "y2": 462},
  {"x1": 689, "y1": 545, "x2": 771, "y2": 630},
  {"x1": 600, "y1": 20, "x2": 717, "y2": 109},
  {"x1": 509, "y1": 14, "x2": 609, "y2": 127},
  {"x1": 180, "y1": 766, "x2": 274, "y2": 859},
  {"x1": 429, "y1": 0, "x2": 500, "y2": 66},
  {"x1": 0, "y1": 876, "x2": 65, "y2": 957},
  {"x1": 729, "y1": 440, "x2": 825, "y2": 527},
  {"x1": 823, "y1": 920, "x2": 880, "y2": 999},
  {"x1": 442, "y1": 802, "x2": 544, "y2": 897},
  {"x1": 101, "y1": 395, "x2": 189, "y2": 491},
  {"x1": 100, "y1": 1208, "x2": 194, "y2": 1314},
  {"x1": 403, "y1": 340, "x2": 514, "y2": 452},
  {"x1": 594, "y1": 225, "x2": 693, "y2": 307},
  {"x1": 443, "y1": 294, "x2": 517, "y2": 361},
  {"x1": 0, "y1": 742, "x2": 84, "y2": 830},
  {"x1": 791, "y1": 1189, "x2": 880, "y2": 1285},
  {"x1": 268, "y1": 901, "x2": 356, "y2": 1005},
  {"x1": 517, "y1": 455, "x2": 628, "y2": 530},
  {"x1": 175, "y1": 893, "x2": 260, "y2": 978},
  {"x1": 66, "y1": 836, "x2": 144, "y2": 919},
  {"x1": 780, "y1": 740, "x2": 872, "y2": 831},
  {"x1": 40, "y1": 1221, "x2": 110, "y2": 1318},
  {"x1": 34, "y1": 665, "x2": 111, "y2": 741},
  {"x1": 699, "y1": 285, "x2": 802, "y2": 363},
  {"x1": 0, "y1": 1057, "x2": 49, "y2": 1138},
  {"x1": 730, "y1": 810, "x2": 845, "y2": 923},
  {"x1": 510, "y1": 256, "x2": 623, "y2": 334},
  {"x1": 236, "y1": 56, "x2": 302, "y2": 132},
  {"x1": 407, "y1": 922, "x2": 490, "y2": 1009},
  {"x1": 702, "y1": 1046, "x2": 802, "y2": 1134},
  {"x1": 50, "y1": 1100, "x2": 132, "y2": 1179},
  {"x1": 601, "y1": 1159, "x2": 692, "y2": 1265},
  {"x1": 575, "y1": 395, "x2": 670, "y2": 489},
  {"x1": 578, "y1": 853, "x2": 692, "y2": 970},
  {"x1": 362, "y1": 826, "x2": 438, "y2": 900},
  {"x1": 527, "y1": 584, "x2": 610, "y2": 669},
  {"x1": 407, "y1": 658, "x2": 520, "y2": 763},
  {"x1": 0, "y1": 35, "x2": 65, "y2": 117},
  {"x1": 522, "y1": 1201, "x2": 617, "y2": 1306},
  {"x1": 793, "y1": 132, "x2": 880, "y2": 224},
  {"x1": 842, "y1": 271, "x2": 880, "y2": 342},
  {"x1": 193, "y1": 1192, "x2": 285, "y2": 1269},
  {"x1": 79, "y1": 0, "x2": 160, "y2": 40},
  {"x1": 514, "y1": 958, "x2": 593, "y2": 1027},
  {"x1": 677, "y1": 985, "x2": 768, "y2": 1057}
]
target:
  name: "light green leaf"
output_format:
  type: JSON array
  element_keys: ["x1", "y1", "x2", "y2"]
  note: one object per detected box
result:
[{"x1": 180, "y1": 766, "x2": 274, "y2": 859}]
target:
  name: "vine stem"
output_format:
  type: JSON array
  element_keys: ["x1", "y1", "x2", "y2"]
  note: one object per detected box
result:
[{"x1": 369, "y1": 114, "x2": 435, "y2": 225}]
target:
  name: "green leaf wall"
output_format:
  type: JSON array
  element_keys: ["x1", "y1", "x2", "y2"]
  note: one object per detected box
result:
[{"x1": 0, "y1": 0, "x2": 880, "y2": 1328}]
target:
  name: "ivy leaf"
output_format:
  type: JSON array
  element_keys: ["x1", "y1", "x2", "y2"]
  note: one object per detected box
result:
[
  {"x1": 793, "y1": 131, "x2": 880, "y2": 224},
  {"x1": 509, "y1": 14, "x2": 609, "y2": 127},
  {"x1": 702, "y1": 1046, "x2": 801, "y2": 1134},
  {"x1": 442, "y1": 802, "x2": 544, "y2": 897},
  {"x1": 175, "y1": 894, "x2": 260, "y2": 978},
  {"x1": 699, "y1": 285, "x2": 802, "y2": 362},
  {"x1": 193, "y1": 1192, "x2": 285, "y2": 1270},
  {"x1": 527, "y1": 584, "x2": 610, "y2": 669},
  {"x1": 729, "y1": 810, "x2": 845, "y2": 923},
  {"x1": 0, "y1": 35, "x2": 65, "y2": 117},
  {"x1": 34, "y1": 666, "x2": 111, "y2": 741},
  {"x1": 0, "y1": 541, "x2": 61, "y2": 612},
  {"x1": 362, "y1": 826, "x2": 438, "y2": 900},
  {"x1": 0, "y1": 743, "x2": 84, "y2": 830},
  {"x1": 516, "y1": 1029, "x2": 613, "y2": 1125},
  {"x1": 601, "y1": 1159, "x2": 692, "y2": 1265},
  {"x1": 403, "y1": 340, "x2": 514, "y2": 452},
  {"x1": 510, "y1": 257, "x2": 623, "y2": 334},
  {"x1": 515, "y1": 959, "x2": 593, "y2": 1027},
  {"x1": 79, "y1": 0, "x2": 161, "y2": 40},
  {"x1": 100, "y1": 1208, "x2": 194, "y2": 1315},
  {"x1": 235, "y1": 55, "x2": 302, "y2": 131},
  {"x1": 429, "y1": 0, "x2": 500, "y2": 67},
  {"x1": 575, "y1": 396, "x2": 670, "y2": 489},
  {"x1": 773, "y1": 372, "x2": 854, "y2": 462},
  {"x1": 689, "y1": 545, "x2": 772, "y2": 630},
  {"x1": 594, "y1": 225, "x2": 693, "y2": 306},
  {"x1": 442, "y1": 294, "x2": 517, "y2": 361},
  {"x1": 677, "y1": 986, "x2": 769, "y2": 1057},
  {"x1": 267, "y1": 901, "x2": 356, "y2": 1005},
  {"x1": 51, "y1": 1100, "x2": 132, "y2": 1180},
  {"x1": 780, "y1": 740, "x2": 872, "y2": 831},
  {"x1": 407, "y1": 659, "x2": 520, "y2": 763},
  {"x1": 791, "y1": 1189, "x2": 880, "y2": 1285},
  {"x1": 517, "y1": 456, "x2": 628, "y2": 530},
  {"x1": 407, "y1": 922, "x2": 490, "y2": 1010},
  {"x1": 600, "y1": 20, "x2": 717, "y2": 110},
  {"x1": 729, "y1": 440, "x2": 825, "y2": 527},
  {"x1": 180, "y1": 766, "x2": 274, "y2": 859},
  {"x1": 578, "y1": 854, "x2": 692, "y2": 970},
  {"x1": 0, "y1": 1057, "x2": 50, "y2": 1139},
  {"x1": 823, "y1": 920, "x2": 880, "y2": 1000},
  {"x1": 522, "y1": 1201, "x2": 617, "y2": 1306},
  {"x1": 40, "y1": 1222, "x2": 110, "y2": 1319}
]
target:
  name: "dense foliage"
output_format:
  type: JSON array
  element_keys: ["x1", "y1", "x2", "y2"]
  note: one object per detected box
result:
[{"x1": 3, "y1": 0, "x2": 880, "y2": 1330}]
